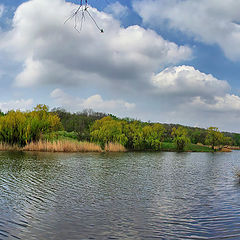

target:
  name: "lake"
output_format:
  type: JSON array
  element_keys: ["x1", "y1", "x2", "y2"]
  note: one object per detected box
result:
[{"x1": 1, "y1": 151, "x2": 240, "y2": 239}]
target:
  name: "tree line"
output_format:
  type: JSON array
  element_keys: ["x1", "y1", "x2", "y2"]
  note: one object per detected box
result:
[
  {"x1": 89, "y1": 116, "x2": 232, "y2": 151},
  {"x1": 50, "y1": 108, "x2": 240, "y2": 147},
  {"x1": 0, "y1": 106, "x2": 238, "y2": 151}
]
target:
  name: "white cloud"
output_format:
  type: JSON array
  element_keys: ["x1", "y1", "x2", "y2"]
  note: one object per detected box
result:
[
  {"x1": 0, "y1": 0, "x2": 191, "y2": 89},
  {"x1": 1, "y1": 0, "x2": 240, "y2": 131},
  {"x1": 151, "y1": 65, "x2": 229, "y2": 99},
  {"x1": 144, "y1": 65, "x2": 240, "y2": 132},
  {"x1": 176, "y1": 93, "x2": 240, "y2": 131},
  {"x1": 104, "y1": 1, "x2": 128, "y2": 18},
  {"x1": 51, "y1": 88, "x2": 135, "y2": 114},
  {"x1": 133, "y1": 0, "x2": 240, "y2": 60},
  {"x1": 0, "y1": 99, "x2": 33, "y2": 112},
  {"x1": 190, "y1": 94, "x2": 240, "y2": 113}
]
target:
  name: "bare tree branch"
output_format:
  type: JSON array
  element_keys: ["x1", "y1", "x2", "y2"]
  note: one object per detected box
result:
[{"x1": 64, "y1": 0, "x2": 104, "y2": 33}]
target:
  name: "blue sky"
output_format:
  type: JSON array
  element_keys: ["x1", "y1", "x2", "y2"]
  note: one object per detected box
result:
[{"x1": 1, "y1": 0, "x2": 240, "y2": 132}]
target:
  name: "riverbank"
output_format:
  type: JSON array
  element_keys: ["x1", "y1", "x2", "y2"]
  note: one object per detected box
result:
[
  {"x1": 0, "y1": 141, "x2": 126, "y2": 153},
  {"x1": 0, "y1": 141, "x2": 220, "y2": 153},
  {"x1": 161, "y1": 142, "x2": 213, "y2": 152}
]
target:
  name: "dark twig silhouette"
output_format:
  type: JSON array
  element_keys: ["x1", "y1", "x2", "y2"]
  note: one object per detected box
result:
[{"x1": 65, "y1": 0, "x2": 104, "y2": 33}]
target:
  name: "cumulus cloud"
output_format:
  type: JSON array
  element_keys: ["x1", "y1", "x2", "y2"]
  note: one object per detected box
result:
[
  {"x1": 151, "y1": 65, "x2": 229, "y2": 99},
  {"x1": 1, "y1": 0, "x2": 240, "y2": 131},
  {"x1": 51, "y1": 88, "x2": 135, "y2": 114},
  {"x1": 0, "y1": 99, "x2": 33, "y2": 112},
  {"x1": 133, "y1": 0, "x2": 240, "y2": 60},
  {"x1": 175, "y1": 93, "x2": 240, "y2": 132},
  {"x1": 0, "y1": 0, "x2": 191, "y2": 89},
  {"x1": 190, "y1": 94, "x2": 240, "y2": 113},
  {"x1": 104, "y1": 1, "x2": 128, "y2": 19},
  {"x1": 145, "y1": 65, "x2": 240, "y2": 131}
]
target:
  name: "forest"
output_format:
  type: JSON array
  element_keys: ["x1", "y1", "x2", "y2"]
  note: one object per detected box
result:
[{"x1": 0, "y1": 105, "x2": 239, "y2": 152}]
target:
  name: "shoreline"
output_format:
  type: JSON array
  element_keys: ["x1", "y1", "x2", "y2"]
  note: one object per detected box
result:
[
  {"x1": 0, "y1": 141, "x2": 126, "y2": 153},
  {"x1": 0, "y1": 140, "x2": 235, "y2": 153}
]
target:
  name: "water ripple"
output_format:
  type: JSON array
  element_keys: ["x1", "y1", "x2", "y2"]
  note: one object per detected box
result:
[{"x1": 1, "y1": 151, "x2": 240, "y2": 239}]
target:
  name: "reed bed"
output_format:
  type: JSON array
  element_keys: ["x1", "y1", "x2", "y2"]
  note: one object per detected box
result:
[
  {"x1": 23, "y1": 140, "x2": 103, "y2": 152},
  {"x1": 220, "y1": 147, "x2": 232, "y2": 152},
  {"x1": 105, "y1": 142, "x2": 127, "y2": 152},
  {"x1": 0, "y1": 143, "x2": 20, "y2": 151},
  {"x1": 0, "y1": 141, "x2": 127, "y2": 153}
]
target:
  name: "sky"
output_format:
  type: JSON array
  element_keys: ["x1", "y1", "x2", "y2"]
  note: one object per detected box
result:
[{"x1": 0, "y1": 0, "x2": 240, "y2": 132}]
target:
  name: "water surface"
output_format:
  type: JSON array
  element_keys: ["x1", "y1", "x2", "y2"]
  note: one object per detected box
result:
[{"x1": 1, "y1": 151, "x2": 240, "y2": 239}]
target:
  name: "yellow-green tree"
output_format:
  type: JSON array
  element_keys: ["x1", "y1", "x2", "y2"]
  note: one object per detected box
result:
[
  {"x1": 90, "y1": 116, "x2": 128, "y2": 149},
  {"x1": 171, "y1": 127, "x2": 190, "y2": 151},
  {"x1": 0, "y1": 111, "x2": 27, "y2": 146},
  {"x1": 142, "y1": 123, "x2": 165, "y2": 150},
  {"x1": 0, "y1": 105, "x2": 62, "y2": 146},
  {"x1": 205, "y1": 127, "x2": 224, "y2": 150},
  {"x1": 90, "y1": 117, "x2": 166, "y2": 151}
]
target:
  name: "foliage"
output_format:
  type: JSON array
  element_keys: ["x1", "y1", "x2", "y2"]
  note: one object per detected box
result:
[
  {"x1": 43, "y1": 131, "x2": 79, "y2": 142},
  {"x1": 222, "y1": 136, "x2": 233, "y2": 146},
  {"x1": 51, "y1": 108, "x2": 240, "y2": 148},
  {"x1": 51, "y1": 108, "x2": 106, "y2": 141},
  {"x1": 90, "y1": 116, "x2": 165, "y2": 150},
  {"x1": 171, "y1": 127, "x2": 190, "y2": 151},
  {"x1": 205, "y1": 127, "x2": 224, "y2": 150},
  {"x1": 1, "y1": 104, "x2": 239, "y2": 153},
  {"x1": 188, "y1": 129, "x2": 207, "y2": 144},
  {"x1": 90, "y1": 116, "x2": 128, "y2": 149},
  {"x1": 0, "y1": 105, "x2": 62, "y2": 146}
]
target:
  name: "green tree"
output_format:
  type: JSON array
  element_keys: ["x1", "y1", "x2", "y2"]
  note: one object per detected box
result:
[
  {"x1": 0, "y1": 105, "x2": 62, "y2": 146},
  {"x1": 118, "y1": 120, "x2": 140, "y2": 149},
  {"x1": 142, "y1": 123, "x2": 165, "y2": 150},
  {"x1": 171, "y1": 127, "x2": 190, "y2": 151},
  {"x1": 205, "y1": 127, "x2": 224, "y2": 150},
  {"x1": 90, "y1": 117, "x2": 165, "y2": 151},
  {"x1": 90, "y1": 116, "x2": 128, "y2": 149},
  {"x1": 222, "y1": 136, "x2": 232, "y2": 146},
  {"x1": 189, "y1": 129, "x2": 207, "y2": 144}
]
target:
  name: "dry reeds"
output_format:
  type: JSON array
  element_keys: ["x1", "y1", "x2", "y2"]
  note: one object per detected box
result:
[
  {"x1": 104, "y1": 142, "x2": 127, "y2": 152},
  {"x1": 0, "y1": 143, "x2": 20, "y2": 151},
  {"x1": 0, "y1": 141, "x2": 127, "y2": 153},
  {"x1": 220, "y1": 147, "x2": 232, "y2": 152},
  {"x1": 23, "y1": 140, "x2": 102, "y2": 152}
]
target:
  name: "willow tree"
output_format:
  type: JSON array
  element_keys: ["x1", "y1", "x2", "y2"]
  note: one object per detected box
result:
[
  {"x1": 171, "y1": 127, "x2": 190, "y2": 151},
  {"x1": 90, "y1": 116, "x2": 128, "y2": 149},
  {"x1": 0, "y1": 105, "x2": 62, "y2": 146},
  {"x1": 205, "y1": 127, "x2": 224, "y2": 150}
]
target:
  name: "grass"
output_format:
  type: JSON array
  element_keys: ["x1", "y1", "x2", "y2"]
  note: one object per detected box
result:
[
  {"x1": 160, "y1": 142, "x2": 213, "y2": 152},
  {"x1": 161, "y1": 142, "x2": 176, "y2": 151},
  {"x1": 43, "y1": 131, "x2": 79, "y2": 142},
  {"x1": 185, "y1": 144, "x2": 213, "y2": 152}
]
